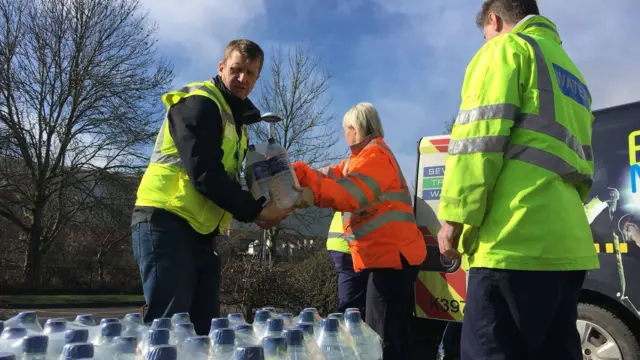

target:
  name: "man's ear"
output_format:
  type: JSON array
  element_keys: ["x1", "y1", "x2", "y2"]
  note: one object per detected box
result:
[{"x1": 218, "y1": 60, "x2": 224, "y2": 75}]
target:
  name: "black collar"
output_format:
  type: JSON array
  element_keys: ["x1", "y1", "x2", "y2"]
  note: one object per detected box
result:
[{"x1": 212, "y1": 75, "x2": 261, "y2": 125}]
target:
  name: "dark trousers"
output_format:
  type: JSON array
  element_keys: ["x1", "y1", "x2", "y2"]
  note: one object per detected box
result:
[
  {"x1": 438, "y1": 321, "x2": 462, "y2": 360},
  {"x1": 364, "y1": 256, "x2": 420, "y2": 360},
  {"x1": 131, "y1": 209, "x2": 221, "y2": 336},
  {"x1": 461, "y1": 268, "x2": 586, "y2": 360},
  {"x1": 328, "y1": 250, "x2": 367, "y2": 314}
]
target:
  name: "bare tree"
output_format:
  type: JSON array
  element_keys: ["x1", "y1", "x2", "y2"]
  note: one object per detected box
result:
[
  {"x1": 247, "y1": 43, "x2": 342, "y2": 261},
  {"x1": 0, "y1": 0, "x2": 174, "y2": 287},
  {"x1": 444, "y1": 115, "x2": 456, "y2": 135}
]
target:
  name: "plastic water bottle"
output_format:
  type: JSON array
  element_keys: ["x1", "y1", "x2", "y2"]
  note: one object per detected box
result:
[
  {"x1": 262, "y1": 336, "x2": 287, "y2": 360},
  {"x1": 113, "y1": 336, "x2": 138, "y2": 360},
  {"x1": 282, "y1": 329, "x2": 310, "y2": 360},
  {"x1": 141, "y1": 329, "x2": 170, "y2": 357},
  {"x1": 227, "y1": 313, "x2": 246, "y2": 327},
  {"x1": 211, "y1": 328, "x2": 235, "y2": 360},
  {"x1": 233, "y1": 345, "x2": 264, "y2": 360},
  {"x1": 296, "y1": 311, "x2": 320, "y2": 339},
  {"x1": 276, "y1": 314, "x2": 293, "y2": 328},
  {"x1": 43, "y1": 319, "x2": 68, "y2": 358},
  {"x1": 293, "y1": 324, "x2": 322, "y2": 360},
  {"x1": 60, "y1": 342, "x2": 94, "y2": 359},
  {"x1": 170, "y1": 313, "x2": 190, "y2": 328},
  {"x1": 246, "y1": 144, "x2": 272, "y2": 201},
  {"x1": 252, "y1": 311, "x2": 270, "y2": 338},
  {"x1": 233, "y1": 325, "x2": 259, "y2": 347},
  {"x1": 262, "y1": 319, "x2": 284, "y2": 339},
  {"x1": 0, "y1": 328, "x2": 27, "y2": 356},
  {"x1": 150, "y1": 319, "x2": 171, "y2": 331},
  {"x1": 5, "y1": 312, "x2": 42, "y2": 333},
  {"x1": 93, "y1": 322, "x2": 122, "y2": 359},
  {"x1": 317, "y1": 319, "x2": 357, "y2": 360},
  {"x1": 172, "y1": 323, "x2": 195, "y2": 347},
  {"x1": 72, "y1": 315, "x2": 96, "y2": 328},
  {"x1": 180, "y1": 336, "x2": 211, "y2": 360},
  {"x1": 208, "y1": 318, "x2": 230, "y2": 339},
  {"x1": 121, "y1": 314, "x2": 145, "y2": 342},
  {"x1": 20, "y1": 335, "x2": 48, "y2": 360},
  {"x1": 146, "y1": 345, "x2": 177, "y2": 360},
  {"x1": 266, "y1": 138, "x2": 300, "y2": 208},
  {"x1": 260, "y1": 308, "x2": 277, "y2": 318},
  {"x1": 65, "y1": 330, "x2": 89, "y2": 345},
  {"x1": 0, "y1": 351, "x2": 15, "y2": 360},
  {"x1": 326, "y1": 315, "x2": 350, "y2": 346},
  {"x1": 344, "y1": 312, "x2": 381, "y2": 360}
]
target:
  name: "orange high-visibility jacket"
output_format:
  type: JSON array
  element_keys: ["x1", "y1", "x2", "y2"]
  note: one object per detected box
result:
[{"x1": 294, "y1": 137, "x2": 426, "y2": 272}]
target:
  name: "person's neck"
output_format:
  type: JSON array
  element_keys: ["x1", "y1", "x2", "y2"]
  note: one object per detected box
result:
[
  {"x1": 213, "y1": 75, "x2": 246, "y2": 111},
  {"x1": 350, "y1": 135, "x2": 374, "y2": 155}
]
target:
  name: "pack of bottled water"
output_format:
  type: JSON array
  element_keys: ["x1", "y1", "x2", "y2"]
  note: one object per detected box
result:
[
  {"x1": 0, "y1": 306, "x2": 382, "y2": 360},
  {"x1": 245, "y1": 139, "x2": 301, "y2": 209}
]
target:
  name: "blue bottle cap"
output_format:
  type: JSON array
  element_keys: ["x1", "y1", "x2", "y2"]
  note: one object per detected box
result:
[
  {"x1": 174, "y1": 323, "x2": 194, "y2": 334},
  {"x1": 234, "y1": 324, "x2": 253, "y2": 333},
  {"x1": 146, "y1": 345, "x2": 177, "y2": 360},
  {"x1": 262, "y1": 336, "x2": 287, "y2": 356},
  {"x1": 22, "y1": 335, "x2": 48, "y2": 354},
  {"x1": 44, "y1": 318, "x2": 67, "y2": 333},
  {"x1": 183, "y1": 336, "x2": 211, "y2": 353},
  {"x1": 1, "y1": 327, "x2": 27, "y2": 340},
  {"x1": 300, "y1": 310, "x2": 315, "y2": 323},
  {"x1": 114, "y1": 336, "x2": 138, "y2": 354},
  {"x1": 16, "y1": 311, "x2": 37, "y2": 323},
  {"x1": 294, "y1": 322, "x2": 314, "y2": 336},
  {"x1": 212, "y1": 328, "x2": 235, "y2": 345},
  {"x1": 151, "y1": 318, "x2": 171, "y2": 330},
  {"x1": 65, "y1": 329, "x2": 89, "y2": 344},
  {"x1": 170, "y1": 313, "x2": 190, "y2": 324},
  {"x1": 283, "y1": 329, "x2": 304, "y2": 346},
  {"x1": 101, "y1": 322, "x2": 123, "y2": 337},
  {"x1": 148, "y1": 329, "x2": 170, "y2": 346},
  {"x1": 328, "y1": 313, "x2": 344, "y2": 321},
  {"x1": 228, "y1": 313, "x2": 244, "y2": 321},
  {"x1": 124, "y1": 313, "x2": 143, "y2": 324},
  {"x1": 233, "y1": 345, "x2": 264, "y2": 360},
  {"x1": 61, "y1": 342, "x2": 94, "y2": 359},
  {"x1": 74, "y1": 315, "x2": 95, "y2": 326},
  {"x1": 265, "y1": 318, "x2": 284, "y2": 332},
  {"x1": 0, "y1": 352, "x2": 15, "y2": 360},
  {"x1": 322, "y1": 318, "x2": 339, "y2": 332},
  {"x1": 345, "y1": 311, "x2": 362, "y2": 324},
  {"x1": 254, "y1": 310, "x2": 270, "y2": 323},
  {"x1": 210, "y1": 317, "x2": 229, "y2": 331},
  {"x1": 100, "y1": 318, "x2": 120, "y2": 325}
]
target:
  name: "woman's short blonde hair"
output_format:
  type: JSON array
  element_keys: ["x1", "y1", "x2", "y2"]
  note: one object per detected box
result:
[{"x1": 343, "y1": 102, "x2": 384, "y2": 139}]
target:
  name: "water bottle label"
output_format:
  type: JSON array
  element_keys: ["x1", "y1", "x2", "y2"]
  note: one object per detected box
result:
[
  {"x1": 269, "y1": 154, "x2": 290, "y2": 175},
  {"x1": 252, "y1": 161, "x2": 271, "y2": 181}
]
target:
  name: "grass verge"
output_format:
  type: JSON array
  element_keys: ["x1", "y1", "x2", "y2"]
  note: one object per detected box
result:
[{"x1": 0, "y1": 294, "x2": 144, "y2": 306}]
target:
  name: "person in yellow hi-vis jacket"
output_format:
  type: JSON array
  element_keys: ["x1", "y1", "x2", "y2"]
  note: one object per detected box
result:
[
  {"x1": 327, "y1": 211, "x2": 367, "y2": 315},
  {"x1": 436, "y1": 1, "x2": 599, "y2": 359}
]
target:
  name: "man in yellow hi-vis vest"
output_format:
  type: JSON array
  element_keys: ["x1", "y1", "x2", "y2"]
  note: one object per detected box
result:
[
  {"x1": 327, "y1": 211, "x2": 367, "y2": 314},
  {"x1": 132, "y1": 39, "x2": 291, "y2": 335},
  {"x1": 437, "y1": 1, "x2": 599, "y2": 359}
]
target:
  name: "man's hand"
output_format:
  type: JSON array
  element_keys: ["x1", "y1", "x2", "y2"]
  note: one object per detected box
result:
[
  {"x1": 257, "y1": 190, "x2": 294, "y2": 222},
  {"x1": 293, "y1": 186, "x2": 315, "y2": 209},
  {"x1": 438, "y1": 221, "x2": 464, "y2": 259}
]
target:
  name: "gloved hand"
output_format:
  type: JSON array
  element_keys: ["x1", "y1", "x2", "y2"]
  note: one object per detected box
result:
[{"x1": 294, "y1": 186, "x2": 315, "y2": 209}]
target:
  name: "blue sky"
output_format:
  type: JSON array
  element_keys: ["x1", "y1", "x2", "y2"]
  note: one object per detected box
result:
[{"x1": 140, "y1": 0, "x2": 640, "y2": 188}]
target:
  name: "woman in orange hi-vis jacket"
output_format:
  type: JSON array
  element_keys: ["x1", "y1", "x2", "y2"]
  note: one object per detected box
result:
[{"x1": 293, "y1": 102, "x2": 426, "y2": 360}]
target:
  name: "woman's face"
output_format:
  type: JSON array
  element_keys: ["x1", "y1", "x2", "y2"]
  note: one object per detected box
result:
[{"x1": 343, "y1": 124, "x2": 358, "y2": 146}]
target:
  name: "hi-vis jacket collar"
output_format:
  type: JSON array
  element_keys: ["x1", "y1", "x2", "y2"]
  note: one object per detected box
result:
[
  {"x1": 349, "y1": 135, "x2": 375, "y2": 155},
  {"x1": 511, "y1": 14, "x2": 562, "y2": 46},
  {"x1": 212, "y1": 75, "x2": 261, "y2": 125}
]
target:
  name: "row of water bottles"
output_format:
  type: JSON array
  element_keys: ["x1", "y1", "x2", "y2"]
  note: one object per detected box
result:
[{"x1": 245, "y1": 138, "x2": 300, "y2": 209}]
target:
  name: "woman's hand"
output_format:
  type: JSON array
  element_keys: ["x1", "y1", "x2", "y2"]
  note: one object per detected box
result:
[{"x1": 294, "y1": 186, "x2": 315, "y2": 209}]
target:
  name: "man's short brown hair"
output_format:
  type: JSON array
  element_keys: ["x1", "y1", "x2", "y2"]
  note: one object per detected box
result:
[
  {"x1": 222, "y1": 39, "x2": 265, "y2": 73},
  {"x1": 476, "y1": 0, "x2": 540, "y2": 28}
]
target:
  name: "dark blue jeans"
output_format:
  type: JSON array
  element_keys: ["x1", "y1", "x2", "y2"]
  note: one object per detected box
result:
[
  {"x1": 131, "y1": 209, "x2": 221, "y2": 336},
  {"x1": 461, "y1": 268, "x2": 585, "y2": 360},
  {"x1": 328, "y1": 250, "x2": 367, "y2": 314}
]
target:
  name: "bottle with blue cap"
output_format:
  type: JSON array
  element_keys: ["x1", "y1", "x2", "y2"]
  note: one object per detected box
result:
[
  {"x1": 0, "y1": 327, "x2": 27, "y2": 357},
  {"x1": 265, "y1": 138, "x2": 300, "y2": 208},
  {"x1": 4, "y1": 312, "x2": 42, "y2": 333},
  {"x1": 262, "y1": 318, "x2": 284, "y2": 339},
  {"x1": 292, "y1": 324, "x2": 322, "y2": 360},
  {"x1": 227, "y1": 313, "x2": 246, "y2": 327},
  {"x1": 180, "y1": 336, "x2": 211, "y2": 360},
  {"x1": 262, "y1": 336, "x2": 287, "y2": 360},
  {"x1": 232, "y1": 325, "x2": 258, "y2": 347},
  {"x1": 141, "y1": 329, "x2": 170, "y2": 358},
  {"x1": 121, "y1": 313, "x2": 146, "y2": 340},
  {"x1": 282, "y1": 329, "x2": 310, "y2": 360},
  {"x1": 20, "y1": 335, "x2": 48, "y2": 360},
  {"x1": 0, "y1": 351, "x2": 15, "y2": 360},
  {"x1": 150, "y1": 319, "x2": 171, "y2": 331},
  {"x1": 60, "y1": 342, "x2": 94, "y2": 360},
  {"x1": 317, "y1": 319, "x2": 357, "y2": 360},
  {"x1": 252, "y1": 311, "x2": 270, "y2": 339},
  {"x1": 275, "y1": 313, "x2": 293, "y2": 328},
  {"x1": 112, "y1": 336, "x2": 139, "y2": 360},
  {"x1": 71, "y1": 315, "x2": 96, "y2": 328},
  {"x1": 207, "y1": 318, "x2": 230, "y2": 339},
  {"x1": 92, "y1": 321, "x2": 123, "y2": 359},
  {"x1": 246, "y1": 144, "x2": 272, "y2": 201},
  {"x1": 344, "y1": 312, "x2": 381, "y2": 360},
  {"x1": 169, "y1": 313, "x2": 190, "y2": 328},
  {"x1": 210, "y1": 328, "x2": 235, "y2": 360},
  {"x1": 326, "y1": 314, "x2": 351, "y2": 347},
  {"x1": 296, "y1": 311, "x2": 320, "y2": 339},
  {"x1": 233, "y1": 345, "x2": 264, "y2": 360},
  {"x1": 44, "y1": 318, "x2": 68, "y2": 358},
  {"x1": 172, "y1": 323, "x2": 195, "y2": 347},
  {"x1": 65, "y1": 329, "x2": 89, "y2": 346},
  {"x1": 146, "y1": 345, "x2": 177, "y2": 360}
]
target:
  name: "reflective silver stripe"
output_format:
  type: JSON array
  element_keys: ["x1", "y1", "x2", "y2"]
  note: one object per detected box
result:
[
  {"x1": 342, "y1": 212, "x2": 351, "y2": 224},
  {"x1": 505, "y1": 144, "x2": 592, "y2": 186},
  {"x1": 347, "y1": 173, "x2": 382, "y2": 198},
  {"x1": 336, "y1": 177, "x2": 368, "y2": 207},
  {"x1": 518, "y1": 114, "x2": 593, "y2": 161},
  {"x1": 455, "y1": 103, "x2": 519, "y2": 125},
  {"x1": 328, "y1": 232, "x2": 345, "y2": 239},
  {"x1": 527, "y1": 22, "x2": 559, "y2": 37},
  {"x1": 509, "y1": 33, "x2": 592, "y2": 183},
  {"x1": 151, "y1": 153, "x2": 183, "y2": 167},
  {"x1": 344, "y1": 211, "x2": 416, "y2": 243},
  {"x1": 448, "y1": 136, "x2": 509, "y2": 155}
]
